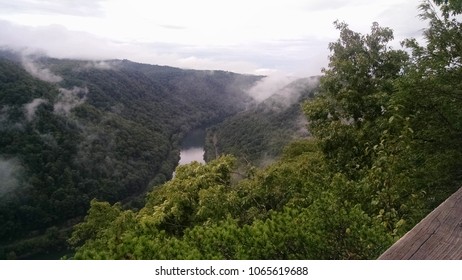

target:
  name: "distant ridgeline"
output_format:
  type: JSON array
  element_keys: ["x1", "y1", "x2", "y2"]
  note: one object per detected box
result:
[
  {"x1": 64, "y1": 2, "x2": 462, "y2": 260},
  {"x1": 205, "y1": 77, "x2": 320, "y2": 166},
  {"x1": 0, "y1": 50, "x2": 261, "y2": 259},
  {"x1": 4, "y1": 0, "x2": 462, "y2": 260}
]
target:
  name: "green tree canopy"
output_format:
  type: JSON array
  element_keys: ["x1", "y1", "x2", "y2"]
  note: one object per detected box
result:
[{"x1": 68, "y1": 0, "x2": 462, "y2": 260}]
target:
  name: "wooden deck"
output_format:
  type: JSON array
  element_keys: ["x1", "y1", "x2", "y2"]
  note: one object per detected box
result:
[{"x1": 379, "y1": 187, "x2": 462, "y2": 260}]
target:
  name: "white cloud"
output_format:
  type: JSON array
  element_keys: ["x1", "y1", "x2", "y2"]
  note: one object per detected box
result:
[
  {"x1": 246, "y1": 74, "x2": 297, "y2": 102},
  {"x1": 0, "y1": 157, "x2": 23, "y2": 198},
  {"x1": 176, "y1": 56, "x2": 258, "y2": 73},
  {"x1": 0, "y1": 21, "x2": 268, "y2": 74},
  {"x1": 0, "y1": 0, "x2": 105, "y2": 17},
  {"x1": 21, "y1": 55, "x2": 62, "y2": 82},
  {"x1": 83, "y1": 60, "x2": 118, "y2": 70},
  {"x1": 54, "y1": 86, "x2": 88, "y2": 115},
  {"x1": 0, "y1": 0, "x2": 427, "y2": 76},
  {"x1": 24, "y1": 98, "x2": 48, "y2": 121}
]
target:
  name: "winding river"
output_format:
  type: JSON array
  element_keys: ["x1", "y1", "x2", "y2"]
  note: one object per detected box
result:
[{"x1": 178, "y1": 128, "x2": 206, "y2": 165}]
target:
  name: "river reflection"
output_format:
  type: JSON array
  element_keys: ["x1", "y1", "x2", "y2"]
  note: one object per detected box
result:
[
  {"x1": 179, "y1": 147, "x2": 205, "y2": 165},
  {"x1": 178, "y1": 128, "x2": 205, "y2": 165}
]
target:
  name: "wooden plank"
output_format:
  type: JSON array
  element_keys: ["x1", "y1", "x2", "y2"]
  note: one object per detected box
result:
[{"x1": 379, "y1": 187, "x2": 462, "y2": 260}]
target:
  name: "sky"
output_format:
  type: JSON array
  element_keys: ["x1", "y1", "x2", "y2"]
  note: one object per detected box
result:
[{"x1": 0, "y1": 0, "x2": 428, "y2": 77}]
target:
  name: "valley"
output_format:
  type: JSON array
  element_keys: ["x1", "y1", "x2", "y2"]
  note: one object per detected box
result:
[
  {"x1": 2, "y1": 1, "x2": 462, "y2": 260},
  {"x1": 0, "y1": 51, "x2": 264, "y2": 258},
  {"x1": 0, "y1": 50, "x2": 313, "y2": 259},
  {"x1": 178, "y1": 128, "x2": 206, "y2": 165}
]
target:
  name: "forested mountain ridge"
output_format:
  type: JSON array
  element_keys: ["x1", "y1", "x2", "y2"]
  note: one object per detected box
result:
[
  {"x1": 69, "y1": 1, "x2": 462, "y2": 259},
  {"x1": 204, "y1": 76, "x2": 319, "y2": 165},
  {"x1": 0, "y1": 52, "x2": 261, "y2": 259}
]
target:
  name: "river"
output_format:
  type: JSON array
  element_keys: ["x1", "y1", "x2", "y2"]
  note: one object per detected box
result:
[{"x1": 178, "y1": 128, "x2": 206, "y2": 165}]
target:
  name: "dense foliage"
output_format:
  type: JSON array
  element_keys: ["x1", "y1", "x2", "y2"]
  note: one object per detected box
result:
[
  {"x1": 69, "y1": 0, "x2": 462, "y2": 259},
  {"x1": 0, "y1": 55, "x2": 259, "y2": 259}
]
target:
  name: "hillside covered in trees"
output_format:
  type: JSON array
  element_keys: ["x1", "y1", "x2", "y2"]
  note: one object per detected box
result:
[
  {"x1": 68, "y1": 0, "x2": 462, "y2": 259},
  {"x1": 0, "y1": 53, "x2": 261, "y2": 259},
  {"x1": 204, "y1": 76, "x2": 319, "y2": 165},
  {"x1": 1, "y1": 0, "x2": 462, "y2": 260}
]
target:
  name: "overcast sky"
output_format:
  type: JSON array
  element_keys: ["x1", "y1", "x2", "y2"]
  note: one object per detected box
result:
[{"x1": 0, "y1": 0, "x2": 427, "y2": 76}]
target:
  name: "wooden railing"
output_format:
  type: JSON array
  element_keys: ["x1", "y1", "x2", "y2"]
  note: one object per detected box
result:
[{"x1": 379, "y1": 187, "x2": 462, "y2": 260}]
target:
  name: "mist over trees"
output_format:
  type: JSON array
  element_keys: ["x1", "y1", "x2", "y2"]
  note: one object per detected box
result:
[
  {"x1": 0, "y1": 54, "x2": 260, "y2": 258},
  {"x1": 67, "y1": 0, "x2": 462, "y2": 259},
  {"x1": 204, "y1": 76, "x2": 319, "y2": 166},
  {"x1": 1, "y1": 0, "x2": 462, "y2": 260}
]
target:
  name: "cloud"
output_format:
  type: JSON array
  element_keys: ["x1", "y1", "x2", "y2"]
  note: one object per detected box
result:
[
  {"x1": 265, "y1": 76, "x2": 320, "y2": 109},
  {"x1": 176, "y1": 56, "x2": 258, "y2": 73},
  {"x1": 0, "y1": 20, "x2": 262, "y2": 74},
  {"x1": 0, "y1": 0, "x2": 429, "y2": 78},
  {"x1": 24, "y1": 98, "x2": 48, "y2": 121},
  {"x1": 268, "y1": 77, "x2": 319, "y2": 109},
  {"x1": 0, "y1": 19, "x2": 331, "y2": 76},
  {"x1": 295, "y1": 0, "x2": 370, "y2": 11},
  {"x1": 247, "y1": 75, "x2": 320, "y2": 112},
  {"x1": 0, "y1": 0, "x2": 426, "y2": 78},
  {"x1": 378, "y1": 1, "x2": 426, "y2": 41},
  {"x1": 158, "y1": 24, "x2": 187, "y2": 30},
  {"x1": 0, "y1": 21, "x2": 126, "y2": 61},
  {"x1": 54, "y1": 86, "x2": 88, "y2": 115},
  {"x1": 0, "y1": 0, "x2": 105, "y2": 17},
  {"x1": 246, "y1": 74, "x2": 298, "y2": 103},
  {"x1": 0, "y1": 157, "x2": 23, "y2": 198},
  {"x1": 84, "y1": 60, "x2": 119, "y2": 70},
  {"x1": 21, "y1": 55, "x2": 62, "y2": 82}
]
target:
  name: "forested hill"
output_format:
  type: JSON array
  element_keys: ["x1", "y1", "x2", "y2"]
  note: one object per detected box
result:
[
  {"x1": 0, "y1": 52, "x2": 261, "y2": 259},
  {"x1": 68, "y1": 1, "x2": 462, "y2": 260},
  {"x1": 205, "y1": 76, "x2": 319, "y2": 165},
  {"x1": 2, "y1": 0, "x2": 462, "y2": 260}
]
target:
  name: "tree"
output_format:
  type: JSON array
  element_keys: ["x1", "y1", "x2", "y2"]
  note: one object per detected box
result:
[
  {"x1": 433, "y1": 0, "x2": 462, "y2": 14},
  {"x1": 69, "y1": 1, "x2": 462, "y2": 260},
  {"x1": 303, "y1": 21, "x2": 408, "y2": 178},
  {"x1": 395, "y1": 0, "x2": 462, "y2": 204}
]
